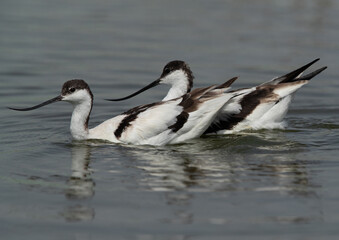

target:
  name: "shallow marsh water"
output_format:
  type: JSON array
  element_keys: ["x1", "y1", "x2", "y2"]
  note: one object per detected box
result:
[{"x1": 1, "y1": 0, "x2": 339, "y2": 239}]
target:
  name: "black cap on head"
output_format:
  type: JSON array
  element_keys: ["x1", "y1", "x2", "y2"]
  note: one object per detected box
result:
[
  {"x1": 61, "y1": 79, "x2": 92, "y2": 96},
  {"x1": 161, "y1": 60, "x2": 193, "y2": 78}
]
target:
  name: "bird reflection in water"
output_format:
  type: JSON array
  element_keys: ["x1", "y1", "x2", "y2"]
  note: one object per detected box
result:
[
  {"x1": 125, "y1": 132, "x2": 317, "y2": 195},
  {"x1": 121, "y1": 131, "x2": 321, "y2": 224},
  {"x1": 61, "y1": 143, "x2": 95, "y2": 222}
]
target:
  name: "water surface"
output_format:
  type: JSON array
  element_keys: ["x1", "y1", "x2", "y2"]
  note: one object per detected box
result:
[{"x1": 1, "y1": 0, "x2": 339, "y2": 239}]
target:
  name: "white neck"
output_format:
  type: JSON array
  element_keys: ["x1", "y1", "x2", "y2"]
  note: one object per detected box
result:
[
  {"x1": 70, "y1": 100, "x2": 92, "y2": 140},
  {"x1": 162, "y1": 84, "x2": 189, "y2": 101},
  {"x1": 161, "y1": 70, "x2": 192, "y2": 101}
]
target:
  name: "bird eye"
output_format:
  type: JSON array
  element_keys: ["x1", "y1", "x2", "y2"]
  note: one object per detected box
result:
[
  {"x1": 163, "y1": 68, "x2": 171, "y2": 74},
  {"x1": 69, "y1": 87, "x2": 76, "y2": 93}
]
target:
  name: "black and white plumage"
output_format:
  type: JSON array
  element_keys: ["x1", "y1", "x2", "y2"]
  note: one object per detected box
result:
[
  {"x1": 8, "y1": 79, "x2": 237, "y2": 145},
  {"x1": 107, "y1": 59, "x2": 327, "y2": 134},
  {"x1": 205, "y1": 59, "x2": 327, "y2": 134}
]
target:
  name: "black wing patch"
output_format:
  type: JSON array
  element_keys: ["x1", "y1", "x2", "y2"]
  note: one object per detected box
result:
[
  {"x1": 168, "y1": 111, "x2": 189, "y2": 132},
  {"x1": 204, "y1": 87, "x2": 274, "y2": 133},
  {"x1": 114, "y1": 102, "x2": 163, "y2": 139}
]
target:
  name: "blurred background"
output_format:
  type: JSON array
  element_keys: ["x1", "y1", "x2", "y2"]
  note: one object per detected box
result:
[
  {"x1": 1, "y1": 1, "x2": 339, "y2": 239},
  {"x1": 1, "y1": 0, "x2": 337, "y2": 107}
]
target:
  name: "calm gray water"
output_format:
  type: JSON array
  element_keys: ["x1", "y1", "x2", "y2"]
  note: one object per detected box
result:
[{"x1": 1, "y1": 0, "x2": 339, "y2": 239}]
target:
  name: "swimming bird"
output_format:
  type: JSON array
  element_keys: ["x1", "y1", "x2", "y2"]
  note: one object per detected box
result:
[
  {"x1": 106, "y1": 59, "x2": 327, "y2": 134},
  {"x1": 8, "y1": 79, "x2": 237, "y2": 145}
]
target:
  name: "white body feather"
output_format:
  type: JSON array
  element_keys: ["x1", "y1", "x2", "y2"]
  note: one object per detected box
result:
[
  {"x1": 207, "y1": 81, "x2": 309, "y2": 134},
  {"x1": 88, "y1": 92, "x2": 235, "y2": 145},
  {"x1": 12, "y1": 60, "x2": 324, "y2": 145},
  {"x1": 149, "y1": 63, "x2": 320, "y2": 134}
]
